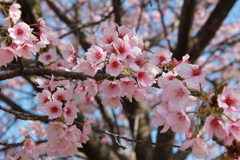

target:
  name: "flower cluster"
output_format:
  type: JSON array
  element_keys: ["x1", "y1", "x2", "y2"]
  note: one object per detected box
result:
[{"x1": 2, "y1": 2, "x2": 240, "y2": 160}]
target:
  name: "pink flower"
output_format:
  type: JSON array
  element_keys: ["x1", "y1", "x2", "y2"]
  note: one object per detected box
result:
[
  {"x1": 225, "y1": 119, "x2": 240, "y2": 142},
  {"x1": 180, "y1": 138, "x2": 209, "y2": 159},
  {"x1": 157, "y1": 71, "x2": 176, "y2": 88},
  {"x1": 9, "y1": 2, "x2": 21, "y2": 24},
  {"x1": 97, "y1": 28, "x2": 118, "y2": 46},
  {"x1": 0, "y1": 47, "x2": 15, "y2": 67},
  {"x1": 64, "y1": 125, "x2": 82, "y2": 142},
  {"x1": 106, "y1": 54, "x2": 123, "y2": 76},
  {"x1": 36, "y1": 18, "x2": 46, "y2": 30},
  {"x1": 136, "y1": 68, "x2": 155, "y2": 87},
  {"x1": 204, "y1": 115, "x2": 227, "y2": 139},
  {"x1": 85, "y1": 45, "x2": 106, "y2": 64},
  {"x1": 14, "y1": 149, "x2": 32, "y2": 160},
  {"x1": 82, "y1": 118, "x2": 94, "y2": 135},
  {"x1": 217, "y1": 86, "x2": 240, "y2": 113},
  {"x1": 102, "y1": 96, "x2": 123, "y2": 109},
  {"x1": 99, "y1": 80, "x2": 122, "y2": 98},
  {"x1": 118, "y1": 25, "x2": 135, "y2": 38},
  {"x1": 83, "y1": 78, "x2": 99, "y2": 97},
  {"x1": 162, "y1": 79, "x2": 190, "y2": 112},
  {"x1": 41, "y1": 100, "x2": 63, "y2": 119},
  {"x1": 61, "y1": 43, "x2": 76, "y2": 63},
  {"x1": 32, "y1": 143, "x2": 48, "y2": 159},
  {"x1": 149, "y1": 48, "x2": 172, "y2": 65},
  {"x1": 62, "y1": 142, "x2": 82, "y2": 156},
  {"x1": 73, "y1": 57, "x2": 103, "y2": 77},
  {"x1": 79, "y1": 132, "x2": 89, "y2": 144},
  {"x1": 52, "y1": 87, "x2": 72, "y2": 102},
  {"x1": 152, "y1": 104, "x2": 170, "y2": 132},
  {"x1": 63, "y1": 101, "x2": 79, "y2": 125},
  {"x1": 46, "y1": 122, "x2": 67, "y2": 140},
  {"x1": 35, "y1": 75, "x2": 58, "y2": 91},
  {"x1": 113, "y1": 38, "x2": 131, "y2": 60},
  {"x1": 8, "y1": 22, "x2": 35, "y2": 44},
  {"x1": 128, "y1": 54, "x2": 148, "y2": 71},
  {"x1": 131, "y1": 87, "x2": 147, "y2": 102},
  {"x1": 177, "y1": 63, "x2": 206, "y2": 85},
  {"x1": 41, "y1": 27, "x2": 60, "y2": 46},
  {"x1": 120, "y1": 77, "x2": 136, "y2": 96},
  {"x1": 15, "y1": 43, "x2": 38, "y2": 59},
  {"x1": 39, "y1": 49, "x2": 58, "y2": 65},
  {"x1": 23, "y1": 138, "x2": 35, "y2": 151},
  {"x1": 166, "y1": 110, "x2": 191, "y2": 134}
]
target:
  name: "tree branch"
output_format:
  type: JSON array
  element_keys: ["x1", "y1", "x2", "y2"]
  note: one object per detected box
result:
[
  {"x1": 173, "y1": 0, "x2": 197, "y2": 60},
  {"x1": 112, "y1": 0, "x2": 123, "y2": 26},
  {"x1": 189, "y1": 0, "x2": 237, "y2": 62},
  {"x1": 92, "y1": 127, "x2": 180, "y2": 149},
  {"x1": 0, "y1": 105, "x2": 50, "y2": 122}
]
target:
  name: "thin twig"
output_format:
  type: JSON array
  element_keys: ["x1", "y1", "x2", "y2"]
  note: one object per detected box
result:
[
  {"x1": 92, "y1": 127, "x2": 180, "y2": 149},
  {"x1": 0, "y1": 105, "x2": 50, "y2": 122}
]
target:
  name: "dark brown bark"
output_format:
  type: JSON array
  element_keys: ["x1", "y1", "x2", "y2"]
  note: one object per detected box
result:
[
  {"x1": 188, "y1": 0, "x2": 237, "y2": 62},
  {"x1": 174, "y1": 0, "x2": 197, "y2": 60},
  {"x1": 112, "y1": 0, "x2": 123, "y2": 26},
  {"x1": 151, "y1": 127, "x2": 175, "y2": 160},
  {"x1": 122, "y1": 98, "x2": 152, "y2": 160}
]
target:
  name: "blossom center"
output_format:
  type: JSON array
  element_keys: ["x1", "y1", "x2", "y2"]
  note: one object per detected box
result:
[
  {"x1": 225, "y1": 96, "x2": 235, "y2": 106},
  {"x1": 17, "y1": 29, "x2": 24, "y2": 35},
  {"x1": 111, "y1": 61, "x2": 119, "y2": 68},
  {"x1": 107, "y1": 37, "x2": 114, "y2": 44},
  {"x1": 51, "y1": 106, "x2": 59, "y2": 113}
]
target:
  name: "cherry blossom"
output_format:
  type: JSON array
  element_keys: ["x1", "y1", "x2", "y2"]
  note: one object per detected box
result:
[
  {"x1": 177, "y1": 63, "x2": 206, "y2": 85},
  {"x1": 73, "y1": 57, "x2": 102, "y2": 77},
  {"x1": 15, "y1": 43, "x2": 38, "y2": 59},
  {"x1": 83, "y1": 78, "x2": 99, "y2": 97},
  {"x1": 217, "y1": 86, "x2": 240, "y2": 113},
  {"x1": 8, "y1": 22, "x2": 35, "y2": 44},
  {"x1": 63, "y1": 101, "x2": 79, "y2": 125},
  {"x1": 120, "y1": 77, "x2": 137, "y2": 96},
  {"x1": 99, "y1": 80, "x2": 122, "y2": 98},
  {"x1": 38, "y1": 49, "x2": 58, "y2": 65},
  {"x1": 113, "y1": 38, "x2": 131, "y2": 60},
  {"x1": 97, "y1": 28, "x2": 118, "y2": 47},
  {"x1": 106, "y1": 54, "x2": 123, "y2": 76},
  {"x1": 23, "y1": 138, "x2": 35, "y2": 151},
  {"x1": 166, "y1": 110, "x2": 191, "y2": 134},
  {"x1": 180, "y1": 138, "x2": 209, "y2": 159},
  {"x1": 52, "y1": 87, "x2": 72, "y2": 102},
  {"x1": 149, "y1": 48, "x2": 172, "y2": 65},
  {"x1": 136, "y1": 68, "x2": 155, "y2": 87},
  {"x1": 162, "y1": 79, "x2": 190, "y2": 112},
  {"x1": 204, "y1": 115, "x2": 227, "y2": 139},
  {"x1": 41, "y1": 100, "x2": 63, "y2": 119},
  {"x1": 85, "y1": 45, "x2": 107, "y2": 64},
  {"x1": 9, "y1": 2, "x2": 21, "y2": 24},
  {"x1": 102, "y1": 96, "x2": 123, "y2": 109},
  {"x1": 0, "y1": 47, "x2": 15, "y2": 67}
]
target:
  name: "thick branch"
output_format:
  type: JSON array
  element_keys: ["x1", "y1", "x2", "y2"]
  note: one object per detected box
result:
[
  {"x1": 151, "y1": 127, "x2": 175, "y2": 160},
  {"x1": 174, "y1": 0, "x2": 197, "y2": 60},
  {"x1": 0, "y1": 67, "x2": 128, "y2": 81},
  {"x1": 189, "y1": 0, "x2": 237, "y2": 62},
  {"x1": 122, "y1": 98, "x2": 152, "y2": 160},
  {"x1": 112, "y1": 0, "x2": 123, "y2": 26}
]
